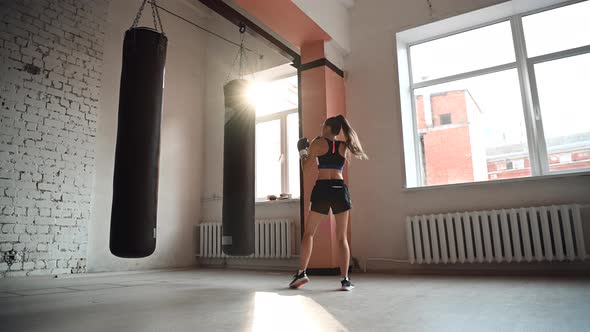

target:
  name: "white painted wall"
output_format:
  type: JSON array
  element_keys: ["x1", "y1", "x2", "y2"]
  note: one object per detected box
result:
[
  {"x1": 0, "y1": 0, "x2": 110, "y2": 277},
  {"x1": 291, "y1": 0, "x2": 352, "y2": 54},
  {"x1": 89, "y1": 0, "x2": 208, "y2": 272},
  {"x1": 345, "y1": 0, "x2": 590, "y2": 270}
]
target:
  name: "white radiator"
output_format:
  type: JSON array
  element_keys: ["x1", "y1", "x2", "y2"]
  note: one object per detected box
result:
[
  {"x1": 199, "y1": 219, "x2": 293, "y2": 258},
  {"x1": 406, "y1": 204, "x2": 587, "y2": 264}
]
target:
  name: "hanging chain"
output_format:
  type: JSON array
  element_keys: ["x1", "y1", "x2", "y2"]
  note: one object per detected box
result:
[
  {"x1": 131, "y1": 0, "x2": 165, "y2": 34},
  {"x1": 151, "y1": 3, "x2": 159, "y2": 31},
  {"x1": 238, "y1": 33, "x2": 246, "y2": 79},
  {"x1": 155, "y1": 2, "x2": 165, "y2": 33},
  {"x1": 225, "y1": 46, "x2": 241, "y2": 83},
  {"x1": 242, "y1": 37, "x2": 260, "y2": 82},
  {"x1": 225, "y1": 23, "x2": 250, "y2": 83},
  {"x1": 150, "y1": 0, "x2": 165, "y2": 34},
  {"x1": 131, "y1": 0, "x2": 148, "y2": 28}
]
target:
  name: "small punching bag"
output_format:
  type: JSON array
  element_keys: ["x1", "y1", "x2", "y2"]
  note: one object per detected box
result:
[
  {"x1": 110, "y1": 23, "x2": 167, "y2": 258},
  {"x1": 222, "y1": 79, "x2": 255, "y2": 256}
]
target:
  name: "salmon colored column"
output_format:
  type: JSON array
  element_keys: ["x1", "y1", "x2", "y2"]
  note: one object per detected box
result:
[
  {"x1": 300, "y1": 41, "x2": 349, "y2": 271},
  {"x1": 231, "y1": 0, "x2": 349, "y2": 272}
]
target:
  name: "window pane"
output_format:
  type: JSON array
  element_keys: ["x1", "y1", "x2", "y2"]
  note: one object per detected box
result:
[
  {"x1": 251, "y1": 76, "x2": 299, "y2": 117},
  {"x1": 523, "y1": 1, "x2": 590, "y2": 57},
  {"x1": 414, "y1": 69, "x2": 530, "y2": 186},
  {"x1": 534, "y1": 53, "x2": 590, "y2": 172},
  {"x1": 256, "y1": 120, "x2": 282, "y2": 198},
  {"x1": 410, "y1": 21, "x2": 515, "y2": 83},
  {"x1": 287, "y1": 113, "x2": 300, "y2": 198}
]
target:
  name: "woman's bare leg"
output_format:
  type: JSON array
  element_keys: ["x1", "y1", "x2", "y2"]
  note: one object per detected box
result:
[
  {"x1": 334, "y1": 210, "x2": 350, "y2": 279},
  {"x1": 299, "y1": 210, "x2": 325, "y2": 271}
]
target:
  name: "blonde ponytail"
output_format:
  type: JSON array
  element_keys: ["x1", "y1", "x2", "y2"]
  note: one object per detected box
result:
[{"x1": 337, "y1": 115, "x2": 368, "y2": 160}]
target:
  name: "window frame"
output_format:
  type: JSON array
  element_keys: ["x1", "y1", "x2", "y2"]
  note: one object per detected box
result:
[
  {"x1": 400, "y1": 0, "x2": 590, "y2": 188},
  {"x1": 255, "y1": 108, "x2": 299, "y2": 200}
]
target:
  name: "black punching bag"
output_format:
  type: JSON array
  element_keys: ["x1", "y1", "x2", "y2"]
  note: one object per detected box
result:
[
  {"x1": 222, "y1": 79, "x2": 255, "y2": 256},
  {"x1": 110, "y1": 27, "x2": 167, "y2": 258}
]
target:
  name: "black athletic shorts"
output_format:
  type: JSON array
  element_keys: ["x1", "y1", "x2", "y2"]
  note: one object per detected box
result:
[{"x1": 310, "y1": 179, "x2": 351, "y2": 215}]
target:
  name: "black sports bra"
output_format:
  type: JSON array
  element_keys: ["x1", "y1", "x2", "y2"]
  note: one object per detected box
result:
[{"x1": 317, "y1": 137, "x2": 345, "y2": 170}]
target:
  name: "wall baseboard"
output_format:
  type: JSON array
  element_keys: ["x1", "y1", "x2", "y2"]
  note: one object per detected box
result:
[
  {"x1": 197, "y1": 257, "x2": 299, "y2": 271},
  {"x1": 196, "y1": 256, "x2": 590, "y2": 277},
  {"x1": 365, "y1": 259, "x2": 590, "y2": 276}
]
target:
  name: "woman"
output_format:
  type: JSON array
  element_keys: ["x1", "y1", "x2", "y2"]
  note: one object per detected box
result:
[{"x1": 290, "y1": 114, "x2": 368, "y2": 291}]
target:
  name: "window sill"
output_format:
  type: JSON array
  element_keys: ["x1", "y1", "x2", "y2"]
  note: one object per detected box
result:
[
  {"x1": 403, "y1": 170, "x2": 590, "y2": 192},
  {"x1": 255, "y1": 198, "x2": 300, "y2": 206},
  {"x1": 201, "y1": 197, "x2": 301, "y2": 204}
]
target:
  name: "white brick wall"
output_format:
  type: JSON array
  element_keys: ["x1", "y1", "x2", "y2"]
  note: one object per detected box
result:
[{"x1": 0, "y1": 0, "x2": 110, "y2": 277}]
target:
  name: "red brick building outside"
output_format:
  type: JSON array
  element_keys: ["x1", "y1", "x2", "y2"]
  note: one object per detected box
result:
[{"x1": 416, "y1": 90, "x2": 590, "y2": 186}]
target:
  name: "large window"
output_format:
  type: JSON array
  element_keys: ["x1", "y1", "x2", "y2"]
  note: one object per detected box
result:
[
  {"x1": 253, "y1": 75, "x2": 300, "y2": 199},
  {"x1": 400, "y1": 0, "x2": 590, "y2": 187}
]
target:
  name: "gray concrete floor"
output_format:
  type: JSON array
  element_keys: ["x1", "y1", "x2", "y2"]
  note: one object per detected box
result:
[{"x1": 1, "y1": 269, "x2": 589, "y2": 332}]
